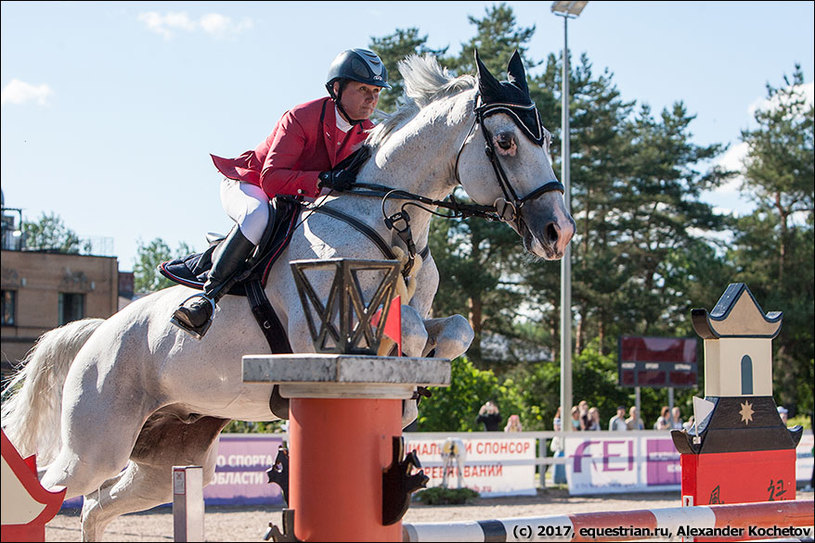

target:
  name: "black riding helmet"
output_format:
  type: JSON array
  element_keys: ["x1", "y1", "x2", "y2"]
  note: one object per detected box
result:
[{"x1": 326, "y1": 48, "x2": 391, "y2": 124}]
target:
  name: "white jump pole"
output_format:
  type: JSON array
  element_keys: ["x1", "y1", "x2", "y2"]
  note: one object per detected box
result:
[
  {"x1": 173, "y1": 465, "x2": 204, "y2": 542},
  {"x1": 402, "y1": 499, "x2": 815, "y2": 542}
]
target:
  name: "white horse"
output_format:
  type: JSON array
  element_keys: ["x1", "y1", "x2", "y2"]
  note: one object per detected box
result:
[{"x1": 1, "y1": 51, "x2": 574, "y2": 540}]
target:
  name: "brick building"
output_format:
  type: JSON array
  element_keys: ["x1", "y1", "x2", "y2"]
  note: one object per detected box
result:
[{"x1": 1, "y1": 202, "x2": 119, "y2": 377}]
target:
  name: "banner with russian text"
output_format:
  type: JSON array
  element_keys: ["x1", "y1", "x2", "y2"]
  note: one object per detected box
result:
[
  {"x1": 403, "y1": 436, "x2": 536, "y2": 497},
  {"x1": 204, "y1": 434, "x2": 285, "y2": 505}
]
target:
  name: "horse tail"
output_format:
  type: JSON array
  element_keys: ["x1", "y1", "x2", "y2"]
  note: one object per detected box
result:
[{"x1": 1, "y1": 317, "x2": 105, "y2": 463}]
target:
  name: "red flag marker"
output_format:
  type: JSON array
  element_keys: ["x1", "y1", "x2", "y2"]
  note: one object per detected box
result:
[{"x1": 372, "y1": 296, "x2": 402, "y2": 356}]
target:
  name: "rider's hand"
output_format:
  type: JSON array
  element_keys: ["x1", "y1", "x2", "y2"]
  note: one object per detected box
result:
[
  {"x1": 318, "y1": 146, "x2": 371, "y2": 192},
  {"x1": 318, "y1": 168, "x2": 356, "y2": 191}
]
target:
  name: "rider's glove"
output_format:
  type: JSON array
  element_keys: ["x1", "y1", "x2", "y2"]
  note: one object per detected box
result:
[
  {"x1": 318, "y1": 168, "x2": 356, "y2": 192},
  {"x1": 317, "y1": 145, "x2": 372, "y2": 192}
]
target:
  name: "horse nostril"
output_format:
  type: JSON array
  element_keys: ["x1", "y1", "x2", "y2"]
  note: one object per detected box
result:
[{"x1": 546, "y1": 222, "x2": 559, "y2": 245}]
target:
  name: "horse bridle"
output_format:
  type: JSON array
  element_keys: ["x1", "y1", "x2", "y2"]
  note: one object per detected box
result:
[
  {"x1": 456, "y1": 95, "x2": 565, "y2": 225},
  {"x1": 307, "y1": 94, "x2": 565, "y2": 277}
]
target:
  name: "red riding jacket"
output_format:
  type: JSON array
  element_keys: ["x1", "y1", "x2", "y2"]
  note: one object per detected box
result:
[{"x1": 210, "y1": 97, "x2": 373, "y2": 199}]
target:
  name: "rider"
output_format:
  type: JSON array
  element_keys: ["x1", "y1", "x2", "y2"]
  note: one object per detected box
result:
[{"x1": 172, "y1": 48, "x2": 390, "y2": 338}]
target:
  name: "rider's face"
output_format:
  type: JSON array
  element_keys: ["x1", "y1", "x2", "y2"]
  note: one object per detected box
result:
[{"x1": 335, "y1": 81, "x2": 381, "y2": 122}]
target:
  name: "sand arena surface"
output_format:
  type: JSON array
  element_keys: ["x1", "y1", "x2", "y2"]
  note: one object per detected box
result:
[{"x1": 44, "y1": 488, "x2": 814, "y2": 541}]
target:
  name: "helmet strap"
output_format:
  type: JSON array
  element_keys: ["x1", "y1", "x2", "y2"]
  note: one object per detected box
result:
[{"x1": 331, "y1": 81, "x2": 366, "y2": 126}]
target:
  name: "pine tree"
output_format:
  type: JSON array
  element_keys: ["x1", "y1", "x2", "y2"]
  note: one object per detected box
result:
[
  {"x1": 369, "y1": 28, "x2": 449, "y2": 114},
  {"x1": 730, "y1": 65, "x2": 814, "y2": 414}
]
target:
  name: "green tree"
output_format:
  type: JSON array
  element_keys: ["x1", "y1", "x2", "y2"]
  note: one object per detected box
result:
[
  {"x1": 579, "y1": 101, "x2": 730, "y2": 353},
  {"x1": 429, "y1": 212, "x2": 528, "y2": 366},
  {"x1": 133, "y1": 238, "x2": 194, "y2": 293},
  {"x1": 505, "y1": 340, "x2": 631, "y2": 431},
  {"x1": 417, "y1": 356, "x2": 525, "y2": 431},
  {"x1": 369, "y1": 28, "x2": 449, "y2": 114},
  {"x1": 22, "y1": 212, "x2": 89, "y2": 253},
  {"x1": 451, "y1": 2, "x2": 538, "y2": 74},
  {"x1": 730, "y1": 65, "x2": 814, "y2": 415},
  {"x1": 524, "y1": 52, "x2": 638, "y2": 354}
]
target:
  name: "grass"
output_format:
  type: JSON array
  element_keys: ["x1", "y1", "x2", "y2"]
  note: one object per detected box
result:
[{"x1": 415, "y1": 486, "x2": 480, "y2": 505}]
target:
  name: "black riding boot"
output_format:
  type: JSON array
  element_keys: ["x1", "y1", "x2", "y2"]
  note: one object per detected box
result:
[{"x1": 171, "y1": 226, "x2": 256, "y2": 338}]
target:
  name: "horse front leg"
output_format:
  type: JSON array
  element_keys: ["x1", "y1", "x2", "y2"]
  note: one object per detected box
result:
[
  {"x1": 386, "y1": 305, "x2": 429, "y2": 429},
  {"x1": 422, "y1": 315, "x2": 474, "y2": 360}
]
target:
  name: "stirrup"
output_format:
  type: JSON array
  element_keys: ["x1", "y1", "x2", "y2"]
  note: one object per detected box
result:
[{"x1": 170, "y1": 294, "x2": 217, "y2": 340}]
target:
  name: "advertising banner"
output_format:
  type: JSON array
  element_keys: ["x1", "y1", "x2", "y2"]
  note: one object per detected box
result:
[
  {"x1": 204, "y1": 434, "x2": 284, "y2": 505},
  {"x1": 404, "y1": 435, "x2": 536, "y2": 497},
  {"x1": 565, "y1": 433, "x2": 681, "y2": 495},
  {"x1": 796, "y1": 431, "x2": 814, "y2": 483},
  {"x1": 59, "y1": 430, "x2": 812, "y2": 508}
]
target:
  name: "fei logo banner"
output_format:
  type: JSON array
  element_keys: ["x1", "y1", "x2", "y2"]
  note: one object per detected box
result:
[{"x1": 564, "y1": 434, "x2": 681, "y2": 495}]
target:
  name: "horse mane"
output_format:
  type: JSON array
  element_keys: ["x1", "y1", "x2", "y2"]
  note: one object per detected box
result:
[{"x1": 367, "y1": 54, "x2": 476, "y2": 148}]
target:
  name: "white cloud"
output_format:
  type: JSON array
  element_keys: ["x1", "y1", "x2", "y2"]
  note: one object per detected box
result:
[
  {"x1": 138, "y1": 11, "x2": 253, "y2": 39},
  {"x1": 1, "y1": 79, "x2": 54, "y2": 106},
  {"x1": 715, "y1": 141, "x2": 748, "y2": 191},
  {"x1": 706, "y1": 141, "x2": 749, "y2": 216},
  {"x1": 707, "y1": 80, "x2": 814, "y2": 216},
  {"x1": 199, "y1": 13, "x2": 253, "y2": 38},
  {"x1": 747, "y1": 81, "x2": 814, "y2": 118}
]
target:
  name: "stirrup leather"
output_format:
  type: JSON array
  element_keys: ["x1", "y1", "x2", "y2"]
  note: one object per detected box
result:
[{"x1": 170, "y1": 294, "x2": 217, "y2": 339}]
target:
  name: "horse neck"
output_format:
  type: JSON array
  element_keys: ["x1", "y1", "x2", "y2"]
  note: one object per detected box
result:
[{"x1": 361, "y1": 90, "x2": 477, "y2": 243}]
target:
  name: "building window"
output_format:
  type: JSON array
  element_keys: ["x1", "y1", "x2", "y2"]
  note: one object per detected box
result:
[
  {"x1": 58, "y1": 292, "x2": 85, "y2": 325},
  {"x1": 1, "y1": 290, "x2": 15, "y2": 326}
]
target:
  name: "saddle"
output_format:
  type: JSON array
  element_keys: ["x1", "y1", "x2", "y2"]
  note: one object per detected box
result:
[
  {"x1": 160, "y1": 195, "x2": 303, "y2": 419},
  {"x1": 160, "y1": 196, "x2": 301, "y2": 294}
]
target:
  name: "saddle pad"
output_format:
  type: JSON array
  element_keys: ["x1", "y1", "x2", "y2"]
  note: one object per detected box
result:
[{"x1": 159, "y1": 196, "x2": 302, "y2": 296}]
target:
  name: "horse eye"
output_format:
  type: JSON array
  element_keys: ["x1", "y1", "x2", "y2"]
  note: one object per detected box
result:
[{"x1": 496, "y1": 133, "x2": 514, "y2": 150}]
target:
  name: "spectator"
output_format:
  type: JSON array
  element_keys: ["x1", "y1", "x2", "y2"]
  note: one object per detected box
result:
[
  {"x1": 476, "y1": 401, "x2": 502, "y2": 431},
  {"x1": 570, "y1": 406, "x2": 582, "y2": 431},
  {"x1": 551, "y1": 408, "x2": 566, "y2": 484},
  {"x1": 654, "y1": 406, "x2": 671, "y2": 430},
  {"x1": 626, "y1": 406, "x2": 644, "y2": 430},
  {"x1": 609, "y1": 406, "x2": 628, "y2": 431},
  {"x1": 504, "y1": 414, "x2": 523, "y2": 432},
  {"x1": 578, "y1": 400, "x2": 590, "y2": 431},
  {"x1": 777, "y1": 406, "x2": 788, "y2": 425},
  {"x1": 683, "y1": 415, "x2": 695, "y2": 432},
  {"x1": 670, "y1": 407, "x2": 684, "y2": 430},
  {"x1": 586, "y1": 407, "x2": 602, "y2": 431},
  {"x1": 553, "y1": 407, "x2": 562, "y2": 433},
  {"x1": 550, "y1": 413, "x2": 563, "y2": 452}
]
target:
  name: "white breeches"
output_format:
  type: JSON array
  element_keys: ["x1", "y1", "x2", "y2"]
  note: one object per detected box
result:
[{"x1": 219, "y1": 178, "x2": 269, "y2": 245}]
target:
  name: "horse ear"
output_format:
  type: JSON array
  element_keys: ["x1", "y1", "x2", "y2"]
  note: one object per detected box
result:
[
  {"x1": 506, "y1": 50, "x2": 529, "y2": 96},
  {"x1": 475, "y1": 49, "x2": 503, "y2": 103}
]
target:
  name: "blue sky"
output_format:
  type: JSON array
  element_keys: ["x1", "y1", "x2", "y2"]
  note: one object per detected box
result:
[{"x1": 2, "y1": 1, "x2": 813, "y2": 271}]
